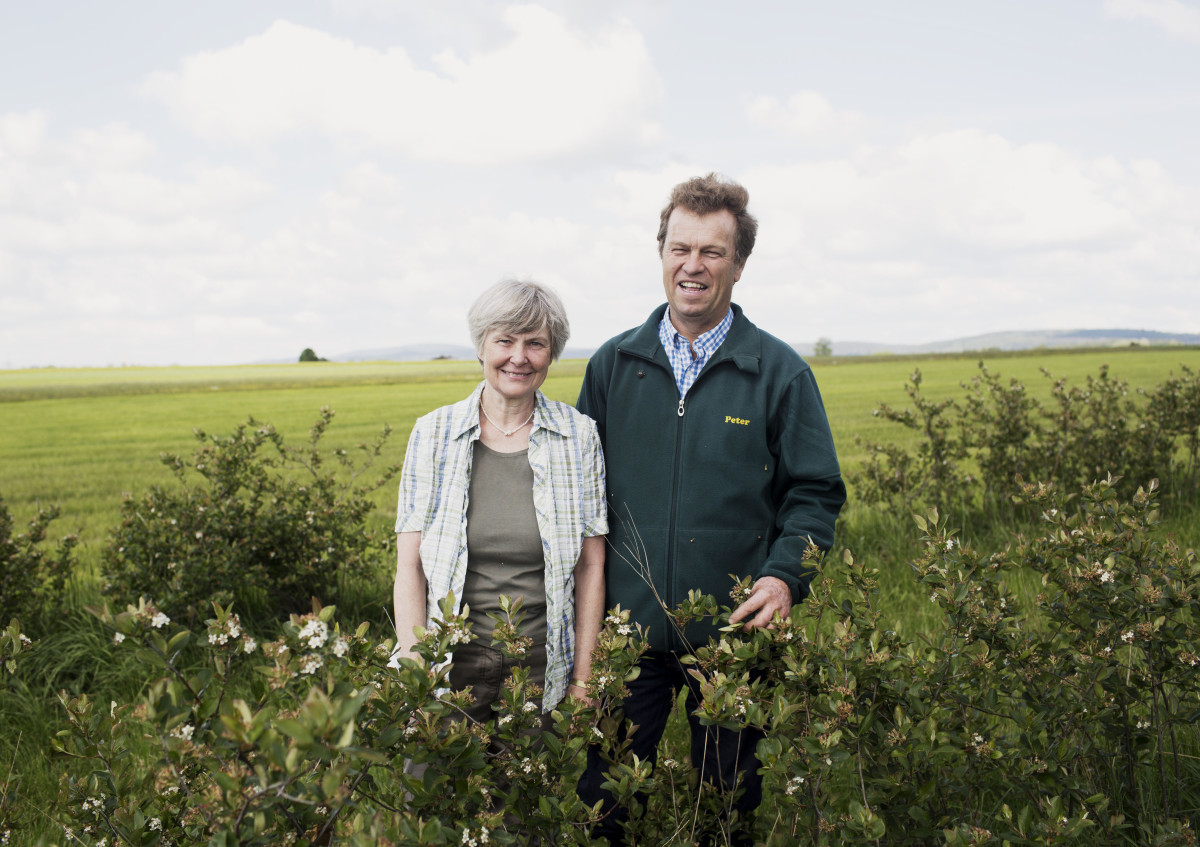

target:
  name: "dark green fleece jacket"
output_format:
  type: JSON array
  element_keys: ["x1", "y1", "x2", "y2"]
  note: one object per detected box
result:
[{"x1": 577, "y1": 304, "x2": 846, "y2": 652}]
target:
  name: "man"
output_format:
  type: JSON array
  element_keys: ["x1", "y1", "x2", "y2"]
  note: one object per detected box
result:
[{"x1": 576, "y1": 173, "x2": 845, "y2": 843}]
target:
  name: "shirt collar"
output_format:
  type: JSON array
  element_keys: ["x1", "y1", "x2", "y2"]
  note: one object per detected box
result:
[{"x1": 659, "y1": 307, "x2": 734, "y2": 357}]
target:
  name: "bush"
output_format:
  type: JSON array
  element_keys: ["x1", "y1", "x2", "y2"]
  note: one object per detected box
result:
[
  {"x1": 52, "y1": 596, "x2": 644, "y2": 846},
  {"x1": 0, "y1": 493, "x2": 77, "y2": 635},
  {"x1": 101, "y1": 408, "x2": 398, "y2": 626},
  {"x1": 48, "y1": 478, "x2": 1200, "y2": 846},
  {"x1": 853, "y1": 362, "x2": 1200, "y2": 522}
]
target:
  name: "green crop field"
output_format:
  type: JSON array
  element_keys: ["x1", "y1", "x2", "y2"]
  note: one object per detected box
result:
[{"x1": 3, "y1": 346, "x2": 1198, "y2": 584}]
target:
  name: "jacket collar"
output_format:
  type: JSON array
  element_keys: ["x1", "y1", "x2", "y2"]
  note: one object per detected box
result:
[
  {"x1": 618, "y1": 303, "x2": 761, "y2": 375},
  {"x1": 447, "y1": 380, "x2": 568, "y2": 441}
]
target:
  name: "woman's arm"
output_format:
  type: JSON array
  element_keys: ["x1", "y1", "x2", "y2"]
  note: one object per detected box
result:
[
  {"x1": 393, "y1": 530, "x2": 428, "y2": 660},
  {"x1": 569, "y1": 534, "x2": 606, "y2": 700}
]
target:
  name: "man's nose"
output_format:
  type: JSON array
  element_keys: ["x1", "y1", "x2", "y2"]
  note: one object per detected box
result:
[{"x1": 682, "y1": 251, "x2": 704, "y2": 273}]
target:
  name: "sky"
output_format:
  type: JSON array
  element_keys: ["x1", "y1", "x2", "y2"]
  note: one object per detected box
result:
[{"x1": 1, "y1": 0, "x2": 1198, "y2": 369}]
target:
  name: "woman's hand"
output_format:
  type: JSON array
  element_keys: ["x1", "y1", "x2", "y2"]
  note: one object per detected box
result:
[{"x1": 567, "y1": 678, "x2": 597, "y2": 708}]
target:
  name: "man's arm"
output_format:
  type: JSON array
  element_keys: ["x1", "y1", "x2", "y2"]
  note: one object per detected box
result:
[{"x1": 733, "y1": 368, "x2": 846, "y2": 627}]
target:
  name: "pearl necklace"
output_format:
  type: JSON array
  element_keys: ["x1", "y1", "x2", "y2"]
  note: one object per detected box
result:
[{"x1": 480, "y1": 395, "x2": 535, "y2": 436}]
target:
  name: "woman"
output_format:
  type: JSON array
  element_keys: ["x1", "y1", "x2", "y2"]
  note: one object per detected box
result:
[{"x1": 393, "y1": 278, "x2": 606, "y2": 718}]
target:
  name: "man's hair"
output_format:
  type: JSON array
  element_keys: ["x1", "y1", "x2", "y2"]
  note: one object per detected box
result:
[
  {"x1": 468, "y1": 278, "x2": 571, "y2": 361},
  {"x1": 656, "y1": 173, "x2": 758, "y2": 266}
]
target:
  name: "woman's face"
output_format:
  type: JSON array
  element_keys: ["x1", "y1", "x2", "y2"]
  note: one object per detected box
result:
[{"x1": 480, "y1": 326, "x2": 553, "y2": 404}]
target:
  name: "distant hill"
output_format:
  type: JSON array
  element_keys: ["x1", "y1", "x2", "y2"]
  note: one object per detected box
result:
[
  {"x1": 331, "y1": 343, "x2": 597, "y2": 362},
  {"x1": 331, "y1": 329, "x2": 1199, "y2": 364},
  {"x1": 798, "y1": 329, "x2": 1200, "y2": 358}
]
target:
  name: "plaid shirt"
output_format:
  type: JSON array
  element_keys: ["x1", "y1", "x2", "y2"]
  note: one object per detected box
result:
[
  {"x1": 658, "y1": 307, "x2": 734, "y2": 398},
  {"x1": 396, "y1": 380, "x2": 607, "y2": 709}
]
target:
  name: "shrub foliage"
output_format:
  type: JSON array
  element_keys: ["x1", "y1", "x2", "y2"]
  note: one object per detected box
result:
[
  {"x1": 38, "y1": 478, "x2": 1200, "y2": 846},
  {"x1": 852, "y1": 362, "x2": 1200, "y2": 519},
  {"x1": 0, "y1": 494, "x2": 77, "y2": 635},
  {"x1": 101, "y1": 408, "x2": 399, "y2": 625}
]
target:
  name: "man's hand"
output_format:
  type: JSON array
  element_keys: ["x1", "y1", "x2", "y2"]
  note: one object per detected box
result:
[{"x1": 727, "y1": 576, "x2": 792, "y2": 630}]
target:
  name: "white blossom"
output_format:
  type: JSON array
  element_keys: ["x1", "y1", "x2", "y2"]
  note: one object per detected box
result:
[
  {"x1": 298, "y1": 619, "x2": 329, "y2": 649},
  {"x1": 151, "y1": 612, "x2": 170, "y2": 629}
]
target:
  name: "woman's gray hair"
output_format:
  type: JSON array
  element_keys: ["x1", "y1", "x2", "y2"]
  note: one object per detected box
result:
[{"x1": 468, "y1": 278, "x2": 571, "y2": 361}]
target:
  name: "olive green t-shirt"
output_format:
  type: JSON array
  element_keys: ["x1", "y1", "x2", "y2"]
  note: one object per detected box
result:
[{"x1": 462, "y1": 442, "x2": 548, "y2": 644}]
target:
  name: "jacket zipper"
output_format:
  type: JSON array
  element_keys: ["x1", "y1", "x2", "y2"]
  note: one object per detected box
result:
[
  {"x1": 666, "y1": 392, "x2": 686, "y2": 650},
  {"x1": 633, "y1": 348, "x2": 729, "y2": 651}
]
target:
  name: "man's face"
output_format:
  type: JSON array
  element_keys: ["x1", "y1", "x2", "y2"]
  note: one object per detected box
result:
[{"x1": 660, "y1": 207, "x2": 744, "y2": 341}]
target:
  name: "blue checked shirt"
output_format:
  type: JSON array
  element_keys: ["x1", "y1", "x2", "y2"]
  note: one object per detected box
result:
[
  {"x1": 658, "y1": 307, "x2": 735, "y2": 398},
  {"x1": 395, "y1": 380, "x2": 608, "y2": 709}
]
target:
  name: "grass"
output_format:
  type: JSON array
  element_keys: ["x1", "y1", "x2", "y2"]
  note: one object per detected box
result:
[
  {"x1": 3, "y1": 346, "x2": 1200, "y2": 844},
  {"x1": 4, "y1": 347, "x2": 1197, "y2": 580}
]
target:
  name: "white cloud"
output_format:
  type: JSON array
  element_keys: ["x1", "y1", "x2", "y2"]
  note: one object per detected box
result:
[
  {"x1": 4, "y1": 1, "x2": 1199, "y2": 368},
  {"x1": 745, "y1": 91, "x2": 869, "y2": 142},
  {"x1": 0, "y1": 111, "x2": 49, "y2": 159},
  {"x1": 1104, "y1": 0, "x2": 1200, "y2": 43},
  {"x1": 0, "y1": 116, "x2": 271, "y2": 256},
  {"x1": 139, "y1": 7, "x2": 664, "y2": 163},
  {"x1": 735, "y1": 129, "x2": 1200, "y2": 343},
  {"x1": 66, "y1": 124, "x2": 157, "y2": 170}
]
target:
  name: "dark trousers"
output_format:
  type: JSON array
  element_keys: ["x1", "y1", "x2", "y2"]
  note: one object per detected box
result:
[
  {"x1": 578, "y1": 651, "x2": 763, "y2": 846},
  {"x1": 448, "y1": 639, "x2": 548, "y2": 725},
  {"x1": 406, "y1": 640, "x2": 550, "y2": 776}
]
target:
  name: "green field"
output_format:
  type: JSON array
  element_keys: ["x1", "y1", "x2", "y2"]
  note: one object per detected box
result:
[
  {"x1": 3, "y1": 346, "x2": 1198, "y2": 583},
  {"x1": 4, "y1": 347, "x2": 1200, "y2": 844}
]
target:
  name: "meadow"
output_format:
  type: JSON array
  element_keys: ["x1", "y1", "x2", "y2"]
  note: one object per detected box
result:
[
  {"x1": 2, "y1": 346, "x2": 1198, "y2": 581},
  {"x1": 4, "y1": 346, "x2": 1200, "y2": 845}
]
